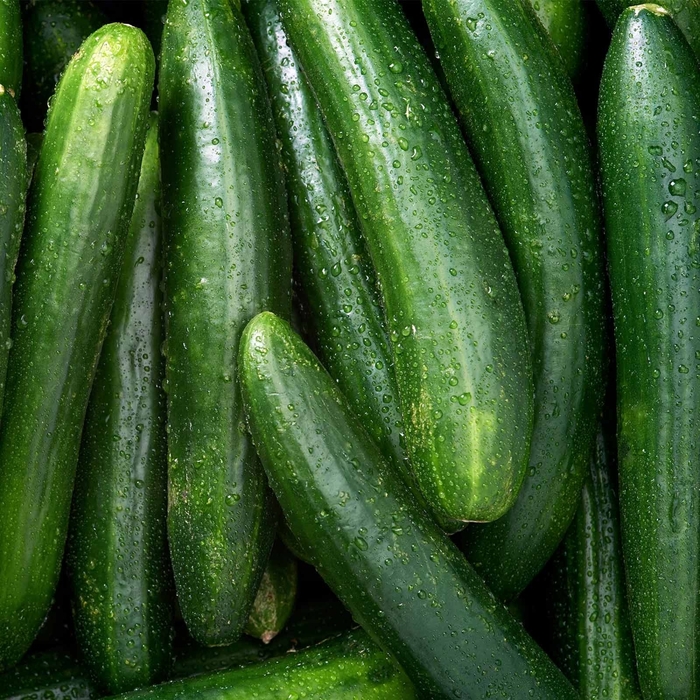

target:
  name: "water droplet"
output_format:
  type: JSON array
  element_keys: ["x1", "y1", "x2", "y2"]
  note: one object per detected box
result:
[
  {"x1": 662, "y1": 201, "x2": 678, "y2": 219},
  {"x1": 214, "y1": 197, "x2": 223, "y2": 208},
  {"x1": 669, "y1": 178, "x2": 687, "y2": 196}
]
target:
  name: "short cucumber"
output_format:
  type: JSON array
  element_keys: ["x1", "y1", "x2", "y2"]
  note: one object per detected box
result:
[
  {"x1": 239, "y1": 312, "x2": 577, "y2": 699},
  {"x1": 598, "y1": 5, "x2": 700, "y2": 697},
  {"x1": 68, "y1": 113, "x2": 173, "y2": 694},
  {"x1": 0, "y1": 89, "x2": 27, "y2": 416},
  {"x1": 21, "y1": 0, "x2": 107, "y2": 130},
  {"x1": 0, "y1": 23, "x2": 154, "y2": 671},
  {"x1": 245, "y1": 541, "x2": 298, "y2": 644},
  {"x1": 278, "y1": 0, "x2": 533, "y2": 527},
  {"x1": 0, "y1": 0, "x2": 21, "y2": 97},
  {"x1": 159, "y1": 0, "x2": 291, "y2": 645},
  {"x1": 423, "y1": 0, "x2": 606, "y2": 600}
]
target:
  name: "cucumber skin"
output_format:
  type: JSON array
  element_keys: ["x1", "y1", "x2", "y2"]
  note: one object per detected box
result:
[
  {"x1": 159, "y1": 0, "x2": 291, "y2": 646},
  {"x1": 598, "y1": 6, "x2": 700, "y2": 698},
  {"x1": 0, "y1": 0, "x2": 21, "y2": 97},
  {"x1": 21, "y1": 0, "x2": 107, "y2": 131},
  {"x1": 240, "y1": 312, "x2": 577, "y2": 700},
  {"x1": 68, "y1": 114, "x2": 173, "y2": 694},
  {"x1": 423, "y1": 0, "x2": 606, "y2": 600},
  {"x1": 0, "y1": 91, "x2": 27, "y2": 416},
  {"x1": 0, "y1": 23, "x2": 154, "y2": 672},
  {"x1": 279, "y1": 0, "x2": 533, "y2": 526}
]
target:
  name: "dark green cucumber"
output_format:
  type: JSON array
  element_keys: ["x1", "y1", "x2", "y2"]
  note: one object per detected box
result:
[
  {"x1": 598, "y1": 5, "x2": 700, "y2": 697},
  {"x1": 21, "y1": 0, "x2": 107, "y2": 131},
  {"x1": 68, "y1": 113, "x2": 172, "y2": 694},
  {"x1": 596, "y1": 0, "x2": 700, "y2": 58},
  {"x1": 0, "y1": 0, "x2": 21, "y2": 97},
  {"x1": 527, "y1": 0, "x2": 588, "y2": 78},
  {"x1": 0, "y1": 90, "x2": 27, "y2": 416},
  {"x1": 239, "y1": 312, "x2": 577, "y2": 699},
  {"x1": 0, "y1": 23, "x2": 154, "y2": 672},
  {"x1": 423, "y1": 0, "x2": 606, "y2": 600},
  {"x1": 545, "y1": 425, "x2": 641, "y2": 698},
  {"x1": 245, "y1": 541, "x2": 298, "y2": 644},
  {"x1": 279, "y1": 0, "x2": 533, "y2": 526},
  {"x1": 159, "y1": 0, "x2": 291, "y2": 645}
]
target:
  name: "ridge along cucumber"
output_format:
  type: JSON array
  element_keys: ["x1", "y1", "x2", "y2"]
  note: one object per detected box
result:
[
  {"x1": 526, "y1": 0, "x2": 588, "y2": 79},
  {"x1": 0, "y1": 89, "x2": 27, "y2": 416},
  {"x1": 0, "y1": 0, "x2": 21, "y2": 98},
  {"x1": 277, "y1": 0, "x2": 533, "y2": 527},
  {"x1": 598, "y1": 5, "x2": 700, "y2": 697},
  {"x1": 239, "y1": 312, "x2": 578, "y2": 699},
  {"x1": 543, "y1": 423, "x2": 641, "y2": 698},
  {"x1": 21, "y1": 0, "x2": 107, "y2": 131},
  {"x1": 67, "y1": 113, "x2": 173, "y2": 694},
  {"x1": 0, "y1": 22, "x2": 154, "y2": 672},
  {"x1": 159, "y1": 0, "x2": 292, "y2": 646},
  {"x1": 105, "y1": 630, "x2": 416, "y2": 700},
  {"x1": 423, "y1": 0, "x2": 606, "y2": 600},
  {"x1": 595, "y1": 0, "x2": 700, "y2": 59}
]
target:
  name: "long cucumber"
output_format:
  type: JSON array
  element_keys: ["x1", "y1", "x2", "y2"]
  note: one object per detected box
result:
[
  {"x1": 159, "y1": 0, "x2": 292, "y2": 646},
  {"x1": 0, "y1": 22, "x2": 154, "y2": 672},
  {"x1": 278, "y1": 0, "x2": 533, "y2": 527},
  {"x1": 598, "y1": 4, "x2": 700, "y2": 696}
]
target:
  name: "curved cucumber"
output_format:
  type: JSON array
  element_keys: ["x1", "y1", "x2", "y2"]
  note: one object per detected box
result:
[
  {"x1": 0, "y1": 0, "x2": 21, "y2": 97},
  {"x1": 159, "y1": 0, "x2": 291, "y2": 645},
  {"x1": 240, "y1": 312, "x2": 577, "y2": 699},
  {"x1": 423, "y1": 0, "x2": 606, "y2": 600},
  {"x1": 278, "y1": 0, "x2": 533, "y2": 526},
  {"x1": 0, "y1": 23, "x2": 154, "y2": 672},
  {"x1": 68, "y1": 113, "x2": 172, "y2": 694},
  {"x1": 598, "y1": 5, "x2": 700, "y2": 697},
  {"x1": 0, "y1": 90, "x2": 27, "y2": 416}
]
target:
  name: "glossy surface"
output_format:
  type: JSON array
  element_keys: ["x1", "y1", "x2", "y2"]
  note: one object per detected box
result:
[
  {"x1": 0, "y1": 23, "x2": 154, "y2": 671},
  {"x1": 424, "y1": 0, "x2": 605, "y2": 600},
  {"x1": 68, "y1": 115, "x2": 173, "y2": 694},
  {"x1": 159, "y1": 0, "x2": 291, "y2": 645},
  {"x1": 279, "y1": 0, "x2": 533, "y2": 526},
  {"x1": 240, "y1": 312, "x2": 577, "y2": 700},
  {"x1": 0, "y1": 0, "x2": 21, "y2": 97},
  {"x1": 598, "y1": 6, "x2": 700, "y2": 697}
]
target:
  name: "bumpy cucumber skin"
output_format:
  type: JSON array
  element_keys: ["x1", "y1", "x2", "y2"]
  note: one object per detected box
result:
[
  {"x1": 21, "y1": 0, "x2": 107, "y2": 130},
  {"x1": 0, "y1": 0, "x2": 21, "y2": 97},
  {"x1": 279, "y1": 0, "x2": 533, "y2": 526},
  {"x1": 598, "y1": 6, "x2": 700, "y2": 698},
  {"x1": 159, "y1": 0, "x2": 291, "y2": 646},
  {"x1": 68, "y1": 114, "x2": 173, "y2": 694},
  {"x1": 0, "y1": 91, "x2": 27, "y2": 416},
  {"x1": 527, "y1": 0, "x2": 588, "y2": 78},
  {"x1": 0, "y1": 23, "x2": 154, "y2": 672},
  {"x1": 240, "y1": 312, "x2": 577, "y2": 700},
  {"x1": 423, "y1": 0, "x2": 606, "y2": 600}
]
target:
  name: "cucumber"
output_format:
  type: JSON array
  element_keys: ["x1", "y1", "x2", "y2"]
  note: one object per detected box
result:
[
  {"x1": 239, "y1": 312, "x2": 577, "y2": 699},
  {"x1": 0, "y1": 90, "x2": 27, "y2": 416},
  {"x1": 21, "y1": 0, "x2": 107, "y2": 131},
  {"x1": 0, "y1": 0, "x2": 21, "y2": 97},
  {"x1": 596, "y1": 0, "x2": 700, "y2": 58},
  {"x1": 68, "y1": 113, "x2": 172, "y2": 694},
  {"x1": 25, "y1": 132, "x2": 42, "y2": 177},
  {"x1": 245, "y1": 541, "x2": 297, "y2": 644},
  {"x1": 598, "y1": 5, "x2": 700, "y2": 697},
  {"x1": 527, "y1": 0, "x2": 588, "y2": 78},
  {"x1": 159, "y1": 0, "x2": 291, "y2": 646},
  {"x1": 278, "y1": 0, "x2": 533, "y2": 526},
  {"x1": 423, "y1": 0, "x2": 606, "y2": 600},
  {"x1": 0, "y1": 23, "x2": 154, "y2": 672}
]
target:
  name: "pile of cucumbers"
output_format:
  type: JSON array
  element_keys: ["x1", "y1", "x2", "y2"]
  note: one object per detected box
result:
[{"x1": 0, "y1": 0, "x2": 698, "y2": 697}]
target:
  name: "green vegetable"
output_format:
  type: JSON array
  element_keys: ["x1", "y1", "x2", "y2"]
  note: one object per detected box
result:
[
  {"x1": 240, "y1": 312, "x2": 577, "y2": 699},
  {"x1": 277, "y1": 0, "x2": 533, "y2": 528},
  {"x1": 68, "y1": 113, "x2": 172, "y2": 694},
  {"x1": 0, "y1": 22, "x2": 154, "y2": 672},
  {"x1": 0, "y1": 0, "x2": 22, "y2": 98},
  {"x1": 598, "y1": 5, "x2": 700, "y2": 697},
  {"x1": 423, "y1": 0, "x2": 606, "y2": 600},
  {"x1": 21, "y1": 0, "x2": 107, "y2": 131},
  {"x1": 159, "y1": 0, "x2": 291, "y2": 646}
]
